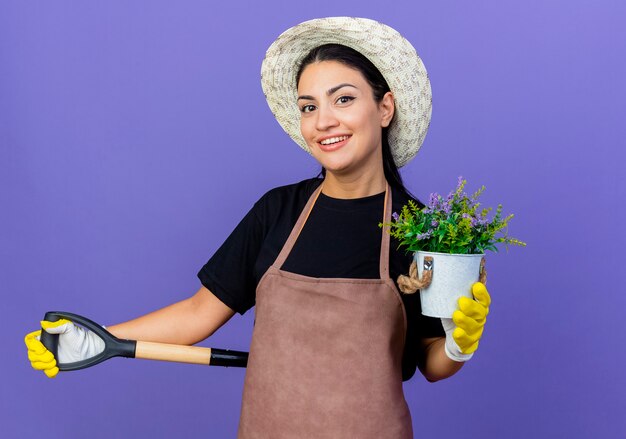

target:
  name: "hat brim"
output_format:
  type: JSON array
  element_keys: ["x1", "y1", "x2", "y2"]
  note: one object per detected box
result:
[{"x1": 261, "y1": 17, "x2": 432, "y2": 168}]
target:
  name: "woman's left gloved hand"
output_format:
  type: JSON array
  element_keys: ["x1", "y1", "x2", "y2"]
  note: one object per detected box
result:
[{"x1": 440, "y1": 282, "x2": 491, "y2": 362}]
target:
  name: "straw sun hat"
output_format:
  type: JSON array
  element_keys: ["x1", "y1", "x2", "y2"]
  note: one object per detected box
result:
[{"x1": 260, "y1": 17, "x2": 432, "y2": 168}]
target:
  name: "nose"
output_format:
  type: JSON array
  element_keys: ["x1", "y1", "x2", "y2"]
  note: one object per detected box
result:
[{"x1": 315, "y1": 104, "x2": 339, "y2": 131}]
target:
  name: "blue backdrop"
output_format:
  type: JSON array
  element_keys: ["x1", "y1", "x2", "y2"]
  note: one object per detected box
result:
[{"x1": 2, "y1": 1, "x2": 624, "y2": 438}]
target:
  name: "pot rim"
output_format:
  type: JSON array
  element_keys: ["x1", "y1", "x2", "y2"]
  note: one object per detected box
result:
[{"x1": 415, "y1": 250, "x2": 485, "y2": 258}]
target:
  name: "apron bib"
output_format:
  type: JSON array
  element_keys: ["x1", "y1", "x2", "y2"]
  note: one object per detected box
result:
[{"x1": 238, "y1": 181, "x2": 412, "y2": 438}]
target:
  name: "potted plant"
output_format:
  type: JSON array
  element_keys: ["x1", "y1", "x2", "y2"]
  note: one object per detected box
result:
[{"x1": 379, "y1": 177, "x2": 526, "y2": 318}]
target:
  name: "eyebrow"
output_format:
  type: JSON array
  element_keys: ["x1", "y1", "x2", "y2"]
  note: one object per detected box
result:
[{"x1": 297, "y1": 83, "x2": 358, "y2": 101}]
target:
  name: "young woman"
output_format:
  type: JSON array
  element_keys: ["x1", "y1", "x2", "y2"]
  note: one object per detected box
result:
[{"x1": 25, "y1": 17, "x2": 491, "y2": 438}]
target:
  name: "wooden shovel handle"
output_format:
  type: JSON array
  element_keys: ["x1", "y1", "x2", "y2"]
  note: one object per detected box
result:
[{"x1": 135, "y1": 341, "x2": 248, "y2": 367}]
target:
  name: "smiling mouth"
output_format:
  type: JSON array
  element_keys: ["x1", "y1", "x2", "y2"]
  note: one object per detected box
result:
[{"x1": 319, "y1": 135, "x2": 351, "y2": 145}]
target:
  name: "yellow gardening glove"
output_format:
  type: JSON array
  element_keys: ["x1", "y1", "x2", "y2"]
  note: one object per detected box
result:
[
  {"x1": 24, "y1": 319, "x2": 105, "y2": 378},
  {"x1": 25, "y1": 329, "x2": 58, "y2": 378},
  {"x1": 441, "y1": 282, "x2": 491, "y2": 362}
]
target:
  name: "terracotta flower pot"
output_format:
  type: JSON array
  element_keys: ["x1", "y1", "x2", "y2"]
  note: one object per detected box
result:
[{"x1": 415, "y1": 251, "x2": 485, "y2": 318}]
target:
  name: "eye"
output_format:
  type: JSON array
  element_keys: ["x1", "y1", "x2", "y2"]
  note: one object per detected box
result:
[
  {"x1": 300, "y1": 104, "x2": 316, "y2": 113},
  {"x1": 336, "y1": 96, "x2": 355, "y2": 104}
]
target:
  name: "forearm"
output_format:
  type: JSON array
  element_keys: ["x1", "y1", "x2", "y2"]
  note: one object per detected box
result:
[
  {"x1": 418, "y1": 337, "x2": 464, "y2": 382},
  {"x1": 107, "y1": 288, "x2": 233, "y2": 345}
]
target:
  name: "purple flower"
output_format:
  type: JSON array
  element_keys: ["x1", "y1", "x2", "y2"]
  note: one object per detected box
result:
[
  {"x1": 424, "y1": 193, "x2": 439, "y2": 214},
  {"x1": 431, "y1": 220, "x2": 439, "y2": 227},
  {"x1": 442, "y1": 199, "x2": 452, "y2": 214},
  {"x1": 416, "y1": 231, "x2": 433, "y2": 240},
  {"x1": 428, "y1": 192, "x2": 439, "y2": 206},
  {"x1": 472, "y1": 216, "x2": 489, "y2": 227},
  {"x1": 392, "y1": 211, "x2": 399, "y2": 221},
  {"x1": 462, "y1": 213, "x2": 471, "y2": 219}
]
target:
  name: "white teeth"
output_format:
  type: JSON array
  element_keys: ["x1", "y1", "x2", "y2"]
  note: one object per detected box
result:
[{"x1": 320, "y1": 136, "x2": 349, "y2": 145}]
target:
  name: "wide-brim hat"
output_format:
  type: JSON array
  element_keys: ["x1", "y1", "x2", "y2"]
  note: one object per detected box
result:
[{"x1": 260, "y1": 17, "x2": 432, "y2": 168}]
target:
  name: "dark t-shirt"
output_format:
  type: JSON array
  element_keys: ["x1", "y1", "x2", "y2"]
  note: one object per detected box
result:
[{"x1": 198, "y1": 177, "x2": 445, "y2": 381}]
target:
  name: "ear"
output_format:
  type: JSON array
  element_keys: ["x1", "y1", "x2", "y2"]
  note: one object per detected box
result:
[{"x1": 379, "y1": 91, "x2": 395, "y2": 128}]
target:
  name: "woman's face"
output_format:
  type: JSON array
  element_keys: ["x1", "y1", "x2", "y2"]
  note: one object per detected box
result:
[{"x1": 297, "y1": 61, "x2": 394, "y2": 176}]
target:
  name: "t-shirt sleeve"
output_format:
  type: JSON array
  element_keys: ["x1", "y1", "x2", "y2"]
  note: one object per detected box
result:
[
  {"x1": 197, "y1": 196, "x2": 266, "y2": 315},
  {"x1": 417, "y1": 310, "x2": 446, "y2": 338}
]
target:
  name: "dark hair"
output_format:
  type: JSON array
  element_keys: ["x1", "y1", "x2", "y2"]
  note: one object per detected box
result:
[{"x1": 296, "y1": 43, "x2": 418, "y2": 201}]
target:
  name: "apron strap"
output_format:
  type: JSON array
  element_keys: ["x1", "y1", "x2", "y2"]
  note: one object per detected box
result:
[
  {"x1": 273, "y1": 180, "x2": 324, "y2": 270},
  {"x1": 379, "y1": 181, "x2": 392, "y2": 279}
]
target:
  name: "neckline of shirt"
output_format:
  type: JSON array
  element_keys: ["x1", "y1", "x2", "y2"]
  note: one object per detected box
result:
[{"x1": 317, "y1": 190, "x2": 386, "y2": 212}]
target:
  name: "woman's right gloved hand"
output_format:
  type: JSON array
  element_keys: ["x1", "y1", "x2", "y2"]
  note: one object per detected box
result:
[{"x1": 24, "y1": 319, "x2": 105, "y2": 378}]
